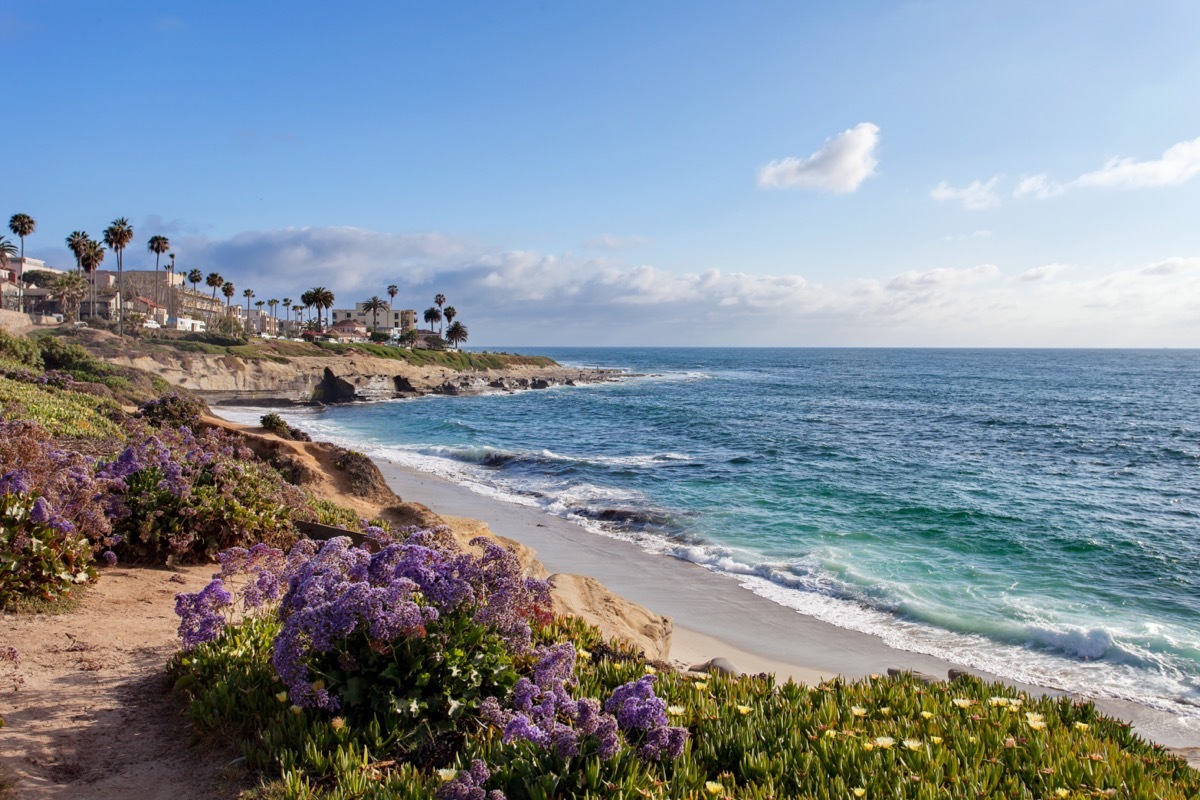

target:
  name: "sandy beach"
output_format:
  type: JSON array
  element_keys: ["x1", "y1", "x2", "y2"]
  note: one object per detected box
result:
[{"x1": 372, "y1": 456, "x2": 1200, "y2": 761}]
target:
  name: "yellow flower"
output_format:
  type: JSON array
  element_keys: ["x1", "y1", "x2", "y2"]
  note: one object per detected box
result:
[
  {"x1": 824, "y1": 728, "x2": 838, "y2": 738},
  {"x1": 1054, "y1": 790, "x2": 1070, "y2": 798},
  {"x1": 989, "y1": 696, "x2": 1010, "y2": 707},
  {"x1": 704, "y1": 781, "x2": 723, "y2": 795},
  {"x1": 863, "y1": 743, "x2": 875, "y2": 751},
  {"x1": 952, "y1": 698, "x2": 974, "y2": 708},
  {"x1": 311, "y1": 680, "x2": 325, "y2": 692},
  {"x1": 930, "y1": 736, "x2": 943, "y2": 744},
  {"x1": 330, "y1": 717, "x2": 346, "y2": 731},
  {"x1": 873, "y1": 736, "x2": 895, "y2": 749},
  {"x1": 1073, "y1": 721, "x2": 1089, "y2": 731},
  {"x1": 668, "y1": 705, "x2": 686, "y2": 716},
  {"x1": 968, "y1": 736, "x2": 977, "y2": 744},
  {"x1": 1028, "y1": 720, "x2": 1047, "y2": 731},
  {"x1": 644, "y1": 665, "x2": 657, "y2": 675},
  {"x1": 437, "y1": 768, "x2": 457, "y2": 782},
  {"x1": 903, "y1": 739, "x2": 921, "y2": 750},
  {"x1": 919, "y1": 710, "x2": 934, "y2": 719},
  {"x1": 694, "y1": 681, "x2": 709, "y2": 691},
  {"x1": 276, "y1": 691, "x2": 289, "y2": 703},
  {"x1": 1026, "y1": 712, "x2": 1045, "y2": 724},
  {"x1": 737, "y1": 705, "x2": 752, "y2": 716},
  {"x1": 853, "y1": 789, "x2": 867, "y2": 798},
  {"x1": 290, "y1": 705, "x2": 303, "y2": 716},
  {"x1": 851, "y1": 705, "x2": 867, "y2": 717},
  {"x1": 879, "y1": 706, "x2": 891, "y2": 715},
  {"x1": 577, "y1": 648, "x2": 591, "y2": 659}
]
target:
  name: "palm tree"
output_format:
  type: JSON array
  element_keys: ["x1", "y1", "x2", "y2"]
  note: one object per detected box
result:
[
  {"x1": 188, "y1": 268, "x2": 203, "y2": 294},
  {"x1": 268, "y1": 298, "x2": 279, "y2": 332},
  {"x1": 0, "y1": 237, "x2": 16, "y2": 309},
  {"x1": 206, "y1": 272, "x2": 224, "y2": 299},
  {"x1": 304, "y1": 286, "x2": 334, "y2": 330},
  {"x1": 445, "y1": 321, "x2": 469, "y2": 350},
  {"x1": 102, "y1": 218, "x2": 134, "y2": 335},
  {"x1": 66, "y1": 231, "x2": 89, "y2": 274},
  {"x1": 147, "y1": 235, "x2": 170, "y2": 309},
  {"x1": 423, "y1": 306, "x2": 442, "y2": 332},
  {"x1": 80, "y1": 239, "x2": 106, "y2": 320},
  {"x1": 222, "y1": 281, "x2": 235, "y2": 314},
  {"x1": 50, "y1": 272, "x2": 88, "y2": 323},
  {"x1": 444, "y1": 306, "x2": 457, "y2": 328},
  {"x1": 363, "y1": 295, "x2": 386, "y2": 331},
  {"x1": 8, "y1": 214, "x2": 35, "y2": 267},
  {"x1": 243, "y1": 287, "x2": 255, "y2": 317},
  {"x1": 282, "y1": 298, "x2": 292, "y2": 334},
  {"x1": 166, "y1": 252, "x2": 177, "y2": 318},
  {"x1": 434, "y1": 293, "x2": 447, "y2": 333},
  {"x1": 387, "y1": 284, "x2": 398, "y2": 304},
  {"x1": 8, "y1": 215, "x2": 35, "y2": 313}
]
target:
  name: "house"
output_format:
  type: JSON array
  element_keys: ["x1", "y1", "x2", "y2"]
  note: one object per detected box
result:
[
  {"x1": 329, "y1": 318, "x2": 369, "y2": 342},
  {"x1": 328, "y1": 301, "x2": 417, "y2": 334}
]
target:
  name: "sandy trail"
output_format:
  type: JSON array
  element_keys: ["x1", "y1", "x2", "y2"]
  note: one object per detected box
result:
[{"x1": 0, "y1": 564, "x2": 246, "y2": 800}]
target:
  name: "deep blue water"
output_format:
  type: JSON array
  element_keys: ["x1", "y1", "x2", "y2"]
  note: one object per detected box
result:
[{"x1": 224, "y1": 348, "x2": 1200, "y2": 718}]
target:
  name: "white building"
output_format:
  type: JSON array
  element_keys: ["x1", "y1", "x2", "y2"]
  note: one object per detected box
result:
[{"x1": 328, "y1": 301, "x2": 417, "y2": 333}]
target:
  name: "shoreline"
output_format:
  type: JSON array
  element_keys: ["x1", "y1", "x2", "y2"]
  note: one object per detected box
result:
[{"x1": 369, "y1": 454, "x2": 1200, "y2": 761}]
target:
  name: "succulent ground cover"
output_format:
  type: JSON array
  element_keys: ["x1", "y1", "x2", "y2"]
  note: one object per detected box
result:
[{"x1": 170, "y1": 532, "x2": 1200, "y2": 800}]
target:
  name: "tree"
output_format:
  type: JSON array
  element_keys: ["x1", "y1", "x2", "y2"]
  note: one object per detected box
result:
[
  {"x1": 423, "y1": 306, "x2": 442, "y2": 331},
  {"x1": 398, "y1": 327, "x2": 419, "y2": 348},
  {"x1": 7, "y1": 215, "x2": 34, "y2": 313},
  {"x1": 147, "y1": 235, "x2": 170, "y2": 309},
  {"x1": 222, "y1": 281, "x2": 235, "y2": 313},
  {"x1": 434, "y1": 293, "x2": 447, "y2": 333},
  {"x1": 188, "y1": 268, "x2": 203, "y2": 294},
  {"x1": 363, "y1": 295, "x2": 386, "y2": 330},
  {"x1": 20, "y1": 269, "x2": 60, "y2": 287},
  {"x1": 206, "y1": 272, "x2": 225, "y2": 317},
  {"x1": 102, "y1": 218, "x2": 134, "y2": 335},
  {"x1": 80, "y1": 239, "x2": 106, "y2": 319},
  {"x1": 50, "y1": 272, "x2": 88, "y2": 323},
  {"x1": 243, "y1": 287, "x2": 255, "y2": 317},
  {"x1": 445, "y1": 321, "x2": 468, "y2": 349},
  {"x1": 304, "y1": 286, "x2": 334, "y2": 330},
  {"x1": 66, "y1": 231, "x2": 89, "y2": 274},
  {"x1": 268, "y1": 298, "x2": 279, "y2": 330},
  {"x1": 282, "y1": 298, "x2": 292, "y2": 334},
  {"x1": 0, "y1": 237, "x2": 18, "y2": 269},
  {"x1": 444, "y1": 306, "x2": 457, "y2": 328},
  {"x1": 126, "y1": 311, "x2": 147, "y2": 338},
  {"x1": 167, "y1": 252, "x2": 177, "y2": 318},
  {"x1": 387, "y1": 284, "x2": 398, "y2": 304}
]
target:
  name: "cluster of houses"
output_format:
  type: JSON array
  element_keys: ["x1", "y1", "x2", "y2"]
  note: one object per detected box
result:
[{"x1": 0, "y1": 258, "x2": 428, "y2": 344}]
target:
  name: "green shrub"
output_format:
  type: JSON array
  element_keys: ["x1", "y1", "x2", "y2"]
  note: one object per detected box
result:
[
  {"x1": 0, "y1": 376, "x2": 124, "y2": 439},
  {"x1": 138, "y1": 392, "x2": 209, "y2": 430},
  {"x1": 0, "y1": 329, "x2": 43, "y2": 369},
  {"x1": 0, "y1": 491, "x2": 96, "y2": 610},
  {"x1": 261, "y1": 413, "x2": 311, "y2": 442}
]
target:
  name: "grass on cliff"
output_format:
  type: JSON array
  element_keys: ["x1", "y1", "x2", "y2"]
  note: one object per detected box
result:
[{"x1": 320, "y1": 341, "x2": 557, "y2": 370}]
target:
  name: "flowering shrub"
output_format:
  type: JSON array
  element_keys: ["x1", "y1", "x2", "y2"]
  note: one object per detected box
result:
[
  {"x1": 0, "y1": 375, "x2": 124, "y2": 439},
  {"x1": 101, "y1": 425, "x2": 303, "y2": 562},
  {"x1": 137, "y1": 392, "x2": 208, "y2": 430}
]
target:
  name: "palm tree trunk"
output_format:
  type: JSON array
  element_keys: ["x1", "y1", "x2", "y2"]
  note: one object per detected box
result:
[{"x1": 117, "y1": 250, "x2": 124, "y2": 336}]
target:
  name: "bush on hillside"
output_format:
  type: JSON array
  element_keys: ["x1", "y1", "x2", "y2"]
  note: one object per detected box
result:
[
  {"x1": 261, "y1": 412, "x2": 312, "y2": 442},
  {"x1": 138, "y1": 392, "x2": 209, "y2": 430},
  {"x1": 0, "y1": 329, "x2": 43, "y2": 370}
]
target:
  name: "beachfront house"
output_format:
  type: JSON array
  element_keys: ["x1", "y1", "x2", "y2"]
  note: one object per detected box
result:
[{"x1": 328, "y1": 301, "x2": 418, "y2": 335}]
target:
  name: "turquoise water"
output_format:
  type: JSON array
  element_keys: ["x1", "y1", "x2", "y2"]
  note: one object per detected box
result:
[{"x1": 223, "y1": 348, "x2": 1200, "y2": 719}]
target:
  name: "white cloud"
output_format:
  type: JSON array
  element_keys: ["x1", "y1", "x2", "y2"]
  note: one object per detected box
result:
[
  {"x1": 887, "y1": 264, "x2": 1000, "y2": 292},
  {"x1": 1019, "y1": 263, "x2": 1070, "y2": 282},
  {"x1": 931, "y1": 177, "x2": 1002, "y2": 210},
  {"x1": 583, "y1": 233, "x2": 649, "y2": 251},
  {"x1": 1140, "y1": 256, "x2": 1200, "y2": 276},
  {"x1": 1012, "y1": 173, "x2": 1065, "y2": 199},
  {"x1": 757, "y1": 123, "x2": 880, "y2": 193},
  {"x1": 1013, "y1": 136, "x2": 1200, "y2": 199},
  {"x1": 1075, "y1": 137, "x2": 1200, "y2": 189}
]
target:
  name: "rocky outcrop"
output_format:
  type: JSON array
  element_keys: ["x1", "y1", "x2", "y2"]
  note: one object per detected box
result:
[{"x1": 102, "y1": 350, "x2": 617, "y2": 405}]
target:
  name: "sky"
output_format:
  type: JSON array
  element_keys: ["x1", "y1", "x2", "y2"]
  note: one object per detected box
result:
[{"x1": 4, "y1": 1, "x2": 1200, "y2": 347}]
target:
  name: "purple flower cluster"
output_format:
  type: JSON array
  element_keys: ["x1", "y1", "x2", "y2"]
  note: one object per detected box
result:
[
  {"x1": 604, "y1": 675, "x2": 688, "y2": 761},
  {"x1": 485, "y1": 644, "x2": 621, "y2": 761},
  {"x1": 435, "y1": 759, "x2": 506, "y2": 800},
  {"x1": 272, "y1": 537, "x2": 439, "y2": 710},
  {"x1": 216, "y1": 543, "x2": 287, "y2": 609},
  {"x1": 175, "y1": 579, "x2": 234, "y2": 648}
]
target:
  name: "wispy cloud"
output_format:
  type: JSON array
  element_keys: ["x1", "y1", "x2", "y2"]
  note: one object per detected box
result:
[
  {"x1": 1139, "y1": 256, "x2": 1200, "y2": 276},
  {"x1": 1019, "y1": 263, "x2": 1070, "y2": 282},
  {"x1": 1015, "y1": 135, "x2": 1200, "y2": 199},
  {"x1": 583, "y1": 233, "x2": 649, "y2": 251},
  {"x1": 887, "y1": 264, "x2": 1000, "y2": 291},
  {"x1": 757, "y1": 123, "x2": 880, "y2": 193},
  {"x1": 931, "y1": 177, "x2": 1003, "y2": 210}
]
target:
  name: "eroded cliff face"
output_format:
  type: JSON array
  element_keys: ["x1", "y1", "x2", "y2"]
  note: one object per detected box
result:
[{"x1": 105, "y1": 351, "x2": 615, "y2": 404}]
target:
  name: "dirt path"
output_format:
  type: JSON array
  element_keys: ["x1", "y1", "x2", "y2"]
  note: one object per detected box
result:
[{"x1": 0, "y1": 565, "x2": 248, "y2": 800}]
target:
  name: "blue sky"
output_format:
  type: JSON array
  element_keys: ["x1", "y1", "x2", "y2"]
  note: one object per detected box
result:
[{"x1": 5, "y1": 1, "x2": 1200, "y2": 346}]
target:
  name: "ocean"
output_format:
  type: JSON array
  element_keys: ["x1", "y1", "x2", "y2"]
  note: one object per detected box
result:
[{"x1": 221, "y1": 347, "x2": 1200, "y2": 722}]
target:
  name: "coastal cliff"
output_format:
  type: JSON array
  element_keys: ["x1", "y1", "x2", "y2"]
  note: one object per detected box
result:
[{"x1": 100, "y1": 349, "x2": 616, "y2": 404}]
